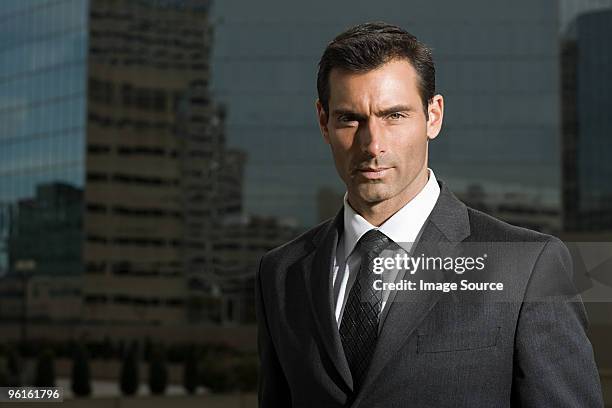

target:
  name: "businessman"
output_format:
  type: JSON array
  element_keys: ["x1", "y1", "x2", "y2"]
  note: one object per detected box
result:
[{"x1": 255, "y1": 22, "x2": 603, "y2": 407}]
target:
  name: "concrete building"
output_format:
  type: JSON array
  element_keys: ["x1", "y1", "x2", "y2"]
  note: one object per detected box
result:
[
  {"x1": 456, "y1": 184, "x2": 562, "y2": 234},
  {"x1": 82, "y1": 0, "x2": 223, "y2": 325}
]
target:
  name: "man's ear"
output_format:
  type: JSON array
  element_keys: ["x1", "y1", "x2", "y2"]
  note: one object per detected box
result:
[
  {"x1": 426, "y1": 94, "x2": 444, "y2": 140},
  {"x1": 315, "y1": 99, "x2": 330, "y2": 144}
]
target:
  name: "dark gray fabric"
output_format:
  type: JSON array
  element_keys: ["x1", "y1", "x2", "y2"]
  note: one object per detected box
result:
[{"x1": 255, "y1": 180, "x2": 604, "y2": 407}]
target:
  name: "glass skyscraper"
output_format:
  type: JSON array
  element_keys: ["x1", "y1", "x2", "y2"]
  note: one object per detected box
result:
[
  {"x1": 562, "y1": 9, "x2": 612, "y2": 231},
  {"x1": 0, "y1": 0, "x2": 88, "y2": 278}
]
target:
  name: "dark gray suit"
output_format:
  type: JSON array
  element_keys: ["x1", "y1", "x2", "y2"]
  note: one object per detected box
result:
[{"x1": 255, "y1": 181, "x2": 603, "y2": 407}]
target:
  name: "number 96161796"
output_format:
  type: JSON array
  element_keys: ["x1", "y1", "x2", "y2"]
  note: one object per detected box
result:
[{"x1": 2, "y1": 387, "x2": 63, "y2": 402}]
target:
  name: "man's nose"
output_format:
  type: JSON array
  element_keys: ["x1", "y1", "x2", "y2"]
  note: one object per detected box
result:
[{"x1": 358, "y1": 119, "x2": 385, "y2": 157}]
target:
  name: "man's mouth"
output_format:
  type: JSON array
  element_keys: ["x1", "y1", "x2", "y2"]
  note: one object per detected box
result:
[{"x1": 355, "y1": 167, "x2": 391, "y2": 179}]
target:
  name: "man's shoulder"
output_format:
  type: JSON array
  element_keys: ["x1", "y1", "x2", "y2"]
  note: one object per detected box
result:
[
  {"x1": 465, "y1": 205, "x2": 578, "y2": 290},
  {"x1": 465, "y1": 205, "x2": 554, "y2": 244}
]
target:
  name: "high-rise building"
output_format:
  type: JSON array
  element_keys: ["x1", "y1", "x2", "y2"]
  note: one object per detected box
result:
[
  {"x1": 83, "y1": 0, "x2": 228, "y2": 325},
  {"x1": 0, "y1": 0, "x2": 89, "y2": 325},
  {"x1": 0, "y1": 0, "x2": 264, "y2": 330},
  {"x1": 562, "y1": 9, "x2": 612, "y2": 231}
]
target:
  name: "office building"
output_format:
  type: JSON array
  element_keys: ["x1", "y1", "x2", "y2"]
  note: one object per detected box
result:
[
  {"x1": 562, "y1": 10, "x2": 612, "y2": 231},
  {"x1": 0, "y1": 0, "x2": 282, "y2": 330}
]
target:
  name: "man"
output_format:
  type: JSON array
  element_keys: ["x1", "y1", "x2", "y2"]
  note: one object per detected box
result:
[{"x1": 255, "y1": 22, "x2": 603, "y2": 407}]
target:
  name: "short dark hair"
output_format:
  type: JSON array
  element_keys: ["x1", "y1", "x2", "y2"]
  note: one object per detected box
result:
[{"x1": 317, "y1": 21, "x2": 435, "y2": 118}]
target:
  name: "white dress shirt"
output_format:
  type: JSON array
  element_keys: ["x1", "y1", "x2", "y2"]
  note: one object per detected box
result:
[{"x1": 333, "y1": 169, "x2": 441, "y2": 326}]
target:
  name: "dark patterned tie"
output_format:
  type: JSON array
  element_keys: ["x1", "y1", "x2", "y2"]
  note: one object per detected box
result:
[{"x1": 339, "y1": 229, "x2": 392, "y2": 390}]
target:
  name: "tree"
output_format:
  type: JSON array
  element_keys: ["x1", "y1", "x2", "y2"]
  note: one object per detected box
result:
[
  {"x1": 148, "y1": 346, "x2": 168, "y2": 395},
  {"x1": 234, "y1": 355, "x2": 258, "y2": 392},
  {"x1": 34, "y1": 348, "x2": 55, "y2": 387},
  {"x1": 199, "y1": 352, "x2": 235, "y2": 393},
  {"x1": 4, "y1": 345, "x2": 21, "y2": 387},
  {"x1": 182, "y1": 346, "x2": 198, "y2": 395},
  {"x1": 120, "y1": 344, "x2": 139, "y2": 396},
  {"x1": 71, "y1": 345, "x2": 92, "y2": 397},
  {"x1": 0, "y1": 354, "x2": 8, "y2": 386}
]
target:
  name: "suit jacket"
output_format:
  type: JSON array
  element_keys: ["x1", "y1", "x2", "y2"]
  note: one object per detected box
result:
[{"x1": 255, "y1": 180, "x2": 603, "y2": 407}]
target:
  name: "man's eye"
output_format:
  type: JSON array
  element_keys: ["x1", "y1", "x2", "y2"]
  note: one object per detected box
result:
[
  {"x1": 338, "y1": 115, "x2": 357, "y2": 123},
  {"x1": 387, "y1": 112, "x2": 404, "y2": 120}
]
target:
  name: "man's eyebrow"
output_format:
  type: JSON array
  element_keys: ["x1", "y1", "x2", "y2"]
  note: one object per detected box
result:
[
  {"x1": 375, "y1": 105, "x2": 415, "y2": 117},
  {"x1": 331, "y1": 105, "x2": 415, "y2": 120},
  {"x1": 331, "y1": 109, "x2": 368, "y2": 121}
]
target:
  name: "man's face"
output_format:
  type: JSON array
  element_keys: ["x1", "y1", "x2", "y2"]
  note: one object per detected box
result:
[{"x1": 316, "y1": 58, "x2": 444, "y2": 213}]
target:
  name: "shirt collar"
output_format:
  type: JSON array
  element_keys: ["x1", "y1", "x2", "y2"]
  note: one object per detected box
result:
[{"x1": 342, "y1": 168, "x2": 440, "y2": 259}]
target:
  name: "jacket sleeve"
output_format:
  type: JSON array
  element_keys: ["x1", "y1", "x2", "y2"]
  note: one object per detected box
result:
[
  {"x1": 256, "y1": 256, "x2": 292, "y2": 407},
  {"x1": 511, "y1": 237, "x2": 603, "y2": 407}
]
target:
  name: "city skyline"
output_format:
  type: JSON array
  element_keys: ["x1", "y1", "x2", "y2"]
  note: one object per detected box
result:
[
  {"x1": 210, "y1": 0, "x2": 563, "y2": 226},
  {"x1": 0, "y1": 0, "x2": 611, "y2": 403},
  {"x1": 0, "y1": 0, "x2": 298, "y2": 331}
]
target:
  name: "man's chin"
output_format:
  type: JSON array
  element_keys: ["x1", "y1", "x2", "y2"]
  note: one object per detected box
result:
[{"x1": 353, "y1": 184, "x2": 392, "y2": 204}]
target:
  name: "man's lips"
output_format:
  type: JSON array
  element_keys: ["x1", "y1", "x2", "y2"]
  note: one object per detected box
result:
[{"x1": 355, "y1": 167, "x2": 392, "y2": 179}]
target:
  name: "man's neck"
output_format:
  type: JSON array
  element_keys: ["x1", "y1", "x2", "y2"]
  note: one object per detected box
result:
[{"x1": 347, "y1": 169, "x2": 429, "y2": 227}]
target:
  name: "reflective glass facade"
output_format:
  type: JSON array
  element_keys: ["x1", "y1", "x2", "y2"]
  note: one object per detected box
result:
[
  {"x1": 0, "y1": 0, "x2": 88, "y2": 280},
  {"x1": 563, "y1": 10, "x2": 612, "y2": 231},
  {"x1": 1, "y1": 0, "x2": 293, "y2": 329},
  {"x1": 0, "y1": 1, "x2": 609, "y2": 396},
  {"x1": 211, "y1": 0, "x2": 561, "y2": 227}
]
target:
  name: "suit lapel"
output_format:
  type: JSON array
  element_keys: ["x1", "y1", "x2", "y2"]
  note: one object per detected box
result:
[{"x1": 304, "y1": 210, "x2": 354, "y2": 392}]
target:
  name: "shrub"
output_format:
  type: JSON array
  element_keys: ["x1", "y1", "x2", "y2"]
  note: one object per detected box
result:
[
  {"x1": 148, "y1": 346, "x2": 167, "y2": 395},
  {"x1": 199, "y1": 352, "x2": 236, "y2": 393},
  {"x1": 119, "y1": 345, "x2": 139, "y2": 396},
  {"x1": 4, "y1": 345, "x2": 21, "y2": 387},
  {"x1": 71, "y1": 345, "x2": 92, "y2": 397},
  {"x1": 233, "y1": 355, "x2": 258, "y2": 392},
  {"x1": 183, "y1": 346, "x2": 198, "y2": 395},
  {"x1": 34, "y1": 348, "x2": 55, "y2": 387}
]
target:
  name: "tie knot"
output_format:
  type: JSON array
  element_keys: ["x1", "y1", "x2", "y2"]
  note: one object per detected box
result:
[{"x1": 356, "y1": 229, "x2": 391, "y2": 256}]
